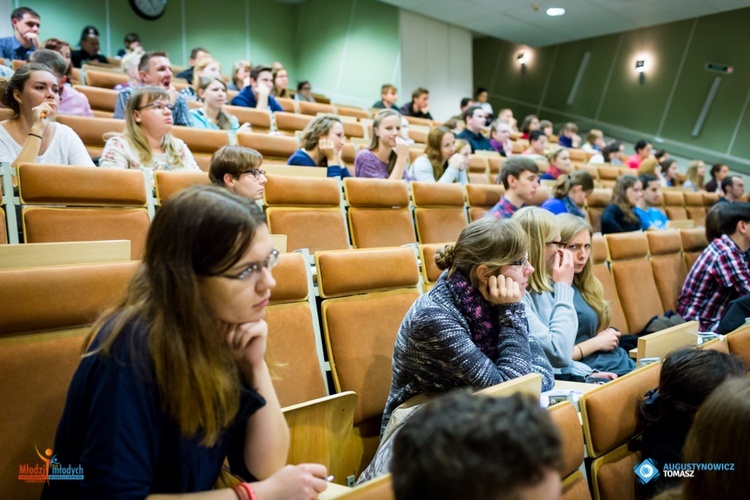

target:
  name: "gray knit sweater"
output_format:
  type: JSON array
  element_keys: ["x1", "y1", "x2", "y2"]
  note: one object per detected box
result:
[{"x1": 381, "y1": 273, "x2": 555, "y2": 432}]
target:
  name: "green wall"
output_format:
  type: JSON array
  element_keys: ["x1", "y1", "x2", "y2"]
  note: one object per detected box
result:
[{"x1": 474, "y1": 8, "x2": 750, "y2": 173}]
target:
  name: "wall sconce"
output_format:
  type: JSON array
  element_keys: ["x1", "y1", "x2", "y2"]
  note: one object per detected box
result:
[
  {"x1": 517, "y1": 52, "x2": 528, "y2": 65},
  {"x1": 636, "y1": 60, "x2": 646, "y2": 84}
]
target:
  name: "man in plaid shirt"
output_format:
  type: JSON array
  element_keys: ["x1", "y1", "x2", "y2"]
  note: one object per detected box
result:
[
  {"x1": 486, "y1": 157, "x2": 539, "y2": 219},
  {"x1": 677, "y1": 202, "x2": 750, "y2": 332}
]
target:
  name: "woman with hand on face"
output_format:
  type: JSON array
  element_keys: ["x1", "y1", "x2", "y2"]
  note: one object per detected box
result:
[
  {"x1": 44, "y1": 187, "x2": 329, "y2": 499},
  {"x1": 100, "y1": 86, "x2": 198, "y2": 170},
  {"x1": 410, "y1": 126, "x2": 468, "y2": 184},
  {"x1": 489, "y1": 120, "x2": 514, "y2": 157},
  {"x1": 228, "y1": 60, "x2": 252, "y2": 92},
  {"x1": 558, "y1": 214, "x2": 635, "y2": 377},
  {"x1": 287, "y1": 114, "x2": 351, "y2": 179},
  {"x1": 513, "y1": 207, "x2": 617, "y2": 382},
  {"x1": 0, "y1": 63, "x2": 93, "y2": 167},
  {"x1": 601, "y1": 174, "x2": 643, "y2": 234},
  {"x1": 190, "y1": 77, "x2": 251, "y2": 143},
  {"x1": 209, "y1": 146, "x2": 268, "y2": 201},
  {"x1": 354, "y1": 109, "x2": 411, "y2": 180}
]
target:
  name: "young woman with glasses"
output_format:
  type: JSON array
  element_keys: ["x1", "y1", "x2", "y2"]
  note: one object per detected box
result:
[
  {"x1": 44, "y1": 186, "x2": 329, "y2": 499},
  {"x1": 100, "y1": 85, "x2": 198, "y2": 170},
  {"x1": 209, "y1": 146, "x2": 268, "y2": 201}
]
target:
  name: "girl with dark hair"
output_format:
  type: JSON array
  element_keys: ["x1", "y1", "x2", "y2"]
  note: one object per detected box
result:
[
  {"x1": 44, "y1": 186, "x2": 329, "y2": 499},
  {"x1": 519, "y1": 114, "x2": 539, "y2": 140},
  {"x1": 541, "y1": 169, "x2": 594, "y2": 217},
  {"x1": 0, "y1": 63, "x2": 92, "y2": 166},
  {"x1": 354, "y1": 108, "x2": 410, "y2": 179},
  {"x1": 410, "y1": 126, "x2": 468, "y2": 183},
  {"x1": 601, "y1": 174, "x2": 643, "y2": 234}
]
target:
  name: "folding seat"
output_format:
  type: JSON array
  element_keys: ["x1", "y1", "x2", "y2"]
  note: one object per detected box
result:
[
  {"x1": 274, "y1": 111, "x2": 314, "y2": 136},
  {"x1": 568, "y1": 148, "x2": 586, "y2": 163},
  {"x1": 408, "y1": 125, "x2": 428, "y2": 144},
  {"x1": 83, "y1": 69, "x2": 128, "y2": 89},
  {"x1": 512, "y1": 139, "x2": 528, "y2": 154},
  {"x1": 679, "y1": 227, "x2": 708, "y2": 271},
  {"x1": 465, "y1": 184, "x2": 504, "y2": 221},
  {"x1": 468, "y1": 154, "x2": 488, "y2": 175},
  {"x1": 341, "y1": 142, "x2": 359, "y2": 166},
  {"x1": 586, "y1": 188, "x2": 612, "y2": 233},
  {"x1": 486, "y1": 154, "x2": 503, "y2": 182},
  {"x1": 591, "y1": 234, "x2": 629, "y2": 333},
  {"x1": 263, "y1": 175, "x2": 349, "y2": 253},
  {"x1": 72, "y1": 85, "x2": 118, "y2": 118},
  {"x1": 646, "y1": 229, "x2": 687, "y2": 313},
  {"x1": 153, "y1": 170, "x2": 211, "y2": 204},
  {"x1": 263, "y1": 164, "x2": 327, "y2": 178},
  {"x1": 702, "y1": 191, "x2": 720, "y2": 207},
  {"x1": 342, "y1": 120, "x2": 366, "y2": 140},
  {"x1": 419, "y1": 243, "x2": 447, "y2": 290},
  {"x1": 17, "y1": 163, "x2": 150, "y2": 259},
  {"x1": 411, "y1": 182, "x2": 468, "y2": 244},
  {"x1": 726, "y1": 324, "x2": 750, "y2": 368},
  {"x1": 575, "y1": 163, "x2": 599, "y2": 184},
  {"x1": 606, "y1": 232, "x2": 665, "y2": 334},
  {"x1": 0, "y1": 240, "x2": 132, "y2": 270},
  {"x1": 54, "y1": 115, "x2": 125, "y2": 158},
  {"x1": 635, "y1": 321, "x2": 700, "y2": 362},
  {"x1": 169, "y1": 126, "x2": 230, "y2": 171},
  {"x1": 298, "y1": 100, "x2": 334, "y2": 116},
  {"x1": 468, "y1": 172, "x2": 491, "y2": 184},
  {"x1": 596, "y1": 165, "x2": 620, "y2": 189},
  {"x1": 663, "y1": 191, "x2": 687, "y2": 220},
  {"x1": 579, "y1": 363, "x2": 661, "y2": 500},
  {"x1": 237, "y1": 132, "x2": 299, "y2": 162},
  {"x1": 344, "y1": 178, "x2": 416, "y2": 249},
  {"x1": 683, "y1": 191, "x2": 706, "y2": 227},
  {"x1": 223, "y1": 105, "x2": 272, "y2": 133},
  {"x1": 336, "y1": 105, "x2": 371, "y2": 120},
  {"x1": 404, "y1": 115, "x2": 431, "y2": 127},
  {"x1": 316, "y1": 247, "x2": 421, "y2": 473},
  {"x1": 548, "y1": 401, "x2": 591, "y2": 500},
  {"x1": 0, "y1": 261, "x2": 137, "y2": 499},
  {"x1": 276, "y1": 97, "x2": 297, "y2": 113}
]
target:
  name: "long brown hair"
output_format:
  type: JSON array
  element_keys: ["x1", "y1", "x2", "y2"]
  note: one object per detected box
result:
[
  {"x1": 368, "y1": 108, "x2": 402, "y2": 174},
  {"x1": 423, "y1": 126, "x2": 453, "y2": 180},
  {"x1": 611, "y1": 174, "x2": 640, "y2": 224},
  {"x1": 299, "y1": 114, "x2": 342, "y2": 167},
  {"x1": 87, "y1": 186, "x2": 267, "y2": 446}
]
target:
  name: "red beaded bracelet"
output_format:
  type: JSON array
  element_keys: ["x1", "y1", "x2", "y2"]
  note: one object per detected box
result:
[{"x1": 233, "y1": 482, "x2": 257, "y2": 500}]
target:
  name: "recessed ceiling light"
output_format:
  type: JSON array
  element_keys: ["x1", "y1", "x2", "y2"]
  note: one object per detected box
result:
[{"x1": 546, "y1": 7, "x2": 566, "y2": 16}]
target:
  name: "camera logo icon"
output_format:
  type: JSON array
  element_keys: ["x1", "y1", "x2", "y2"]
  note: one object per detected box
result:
[{"x1": 634, "y1": 458, "x2": 660, "y2": 484}]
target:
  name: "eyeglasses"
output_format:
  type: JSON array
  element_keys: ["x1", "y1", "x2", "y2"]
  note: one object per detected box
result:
[
  {"x1": 137, "y1": 101, "x2": 175, "y2": 112},
  {"x1": 221, "y1": 249, "x2": 279, "y2": 281},
  {"x1": 509, "y1": 252, "x2": 530, "y2": 269},
  {"x1": 241, "y1": 168, "x2": 266, "y2": 180}
]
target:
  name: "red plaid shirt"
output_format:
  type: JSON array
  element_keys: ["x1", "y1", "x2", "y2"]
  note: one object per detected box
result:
[
  {"x1": 677, "y1": 234, "x2": 750, "y2": 332},
  {"x1": 486, "y1": 196, "x2": 522, "y2": 219}
]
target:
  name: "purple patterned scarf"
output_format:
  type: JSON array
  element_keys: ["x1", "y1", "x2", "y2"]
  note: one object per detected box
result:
[{"x1": 445, "y1": 269, "x2": 499, "y2": 360}]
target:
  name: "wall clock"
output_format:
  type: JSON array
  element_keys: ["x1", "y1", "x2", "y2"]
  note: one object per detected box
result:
[{"x1": 130, "y1": 0, "x2": 167, "y2": 20}]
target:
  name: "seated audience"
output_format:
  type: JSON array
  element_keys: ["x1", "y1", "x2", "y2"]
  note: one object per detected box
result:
[
  {"x1": 654, "y1": 148, "x2": 669, "y2": 163},
  {"x1": 589, "y1": 140, "x2": 624, "y2": 165},
  {"x1": 523, "y1": 129, "x2": 550, "y2": 172},
  {"x1": 626, "y1": 139, "x2": 653, "y2": 169},
  {"x1": 116, "y1": 51, "x2": 142, "y2": 91},
  {"x1": 514, "y1": 207, "x2": 614, "y2": 381},
  {"x1": 190, "y1": 77, "x2": 251, "y2": 141},
  {"x1": 449, "y1": 97, "x2": 473, "y2": 122},
  {"x1": 705, "y1": 162, "x2": 729, "y2": 193},
  {"x1": 489, "y1": 120, "x2": 514, "y2": 157},
  {"x1": 474, "y1": 86, "x2": 493, "y2": 124},
  {"x1": 71, "y1": 27, "x2": 107, "y2": 68},
  {"x1": 410, "y1": 126, "x2": 468, "y2": 184},
  {"x1": 718, "y1": 175, "x2": 745, "y2": 203},
  {"x1": 227, "y1": 60, "x2": 251, "y2": 92},
  {"x1": 539, "y1": 119, "x2": 553, "y2": 139},
  {"x1": 717, "y1": 294, "x2": 750, "y2": 334},
  {"x1": 637, "y1": 157, "x2": 661, "y2": 180},
  {"x1": 540, "y1": 147, "x2": 572, "y2": 181},
  {"x1": 114, "y1": 50, "x2": 192, "y2": 126},
  {"x1": 558, "y1": 214, "x2": 635, "y2": 376},
  {"x1": 497, "y1": 108, "x2": 517, "y2": 132},
  {"x1": 582, "y1": 129, "x2": 604, "y2": 153},
  {"x1": 635, "y1": 174, "x2": 669, "y2": 231},
  {"x1": 271, "y1": 67, "x2": 289, "y2": 98},
  {"x1": 541, "y1": 170, "x2": 593, "y2": 218},
  {"x1": 443, "y1": 117, "x2": 465, "y2": 135},
  {"x1": 0, "y1": 63, "x2": 93, "y2": 167},
  {"x1": 456, "y1": 105, "x2": 492, "y2": 152},
  {"x1": 677, "y1": 202, "x2": 750, "y2": 332},
  {"x1": 41, "y1": 38, "x2": 75, "y2": 84},
  {"x1": 43, "y1": 186, "x2": 328, "y2": 498},
  {"x1": 0, "y1": 7, "x2": 41, "y2": 62},
  {"x1": 101, "y1": 86, "x2": 198, "y2": 171},
  {"x1": 209, "y1": 146, "x2": 267, "y2": 201},
  {"x1": 294, "y1": 80, "x2": 314, "y2": 102},
  {"x1": 391, "y1": 391, "x2": 563, "y2": 500},
  {"x1": 399, "y1": 87, "x2": 432, "y2": 120},
  {"x1": 116, "y1": 32, "x2": 141, "y2": 58},
  {"x1": 487, "y1": 156, "x2": 540, "y2": 219},
  {"x1": 176, "y1": 47, "x2": 209, "y2": 83},
  {"x1": 354, "y1": 109, "x2": 410, "y2": 180},
  {"x1": 399, "y1": 115, "x2": 415, "y2": 146},
  {"x1": 29, "y1": 49, "x2": 93, "y2": 117},
  {"x1": 661, "y1": 158, "x2": 681, "y2": 187},
  {"x1": 372, "y1": 83, "x2": 398, "y2": 110},
  {"x1": 601, "y1": 175, "x2": 643, "y2": 234},
  {"x1": 381, "y1": 216, "x2": 554, "y2": 432},
  {"x1": 287, "y1": 114, "x2": 351, "y2": 178},
  {"x1": 180, "y1": 57, "x2": 222, "y2": 101},
  {"x1": 519, "y1": 114, "x2": 539, "y2": 139},
  {"x1": 230, "y1": 65, "x2": 283, "y2": 112},
  {"x1": 557, "y1": 122, "x2": 581, "y2": 148},
  {"x1": 682, "y1": 160, "x2": 706, "y2": 192},
  {"x1": 638, "y1": 349, "x2": 746, "y2": 498}
]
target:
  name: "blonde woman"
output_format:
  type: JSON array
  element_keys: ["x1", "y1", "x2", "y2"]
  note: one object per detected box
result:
[
  {"x1": 100, "y1": 86, "x2": 198, "y2": 171},
  {"x1": 181, "y1": 57, "x2": 222, "y2": 101},
  {"x1": 410, "y1": 126, "x2": 468, "y2": 183},
  {"x1": 228, "y1": 60, "x2": 251, "y2": 91},
  {"x1": 540, "y1": 147, "x2": 573, "y2": 181},
  {"x1": 287, "y1": 114, "x2": 351, "y2": 178},
  {"x1": 558, "y1": 214, "x2": 634, "y2": 376},
  {"x1": 513, "y1": 207, "x2": 617, "y2": 381},
  {"x1": 682, "y1": 160, "x2": 706, "y2": 192}
]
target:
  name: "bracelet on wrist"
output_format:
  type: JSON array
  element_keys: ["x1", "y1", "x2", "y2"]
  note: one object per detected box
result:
[
  {"x1": 28, "y1": 132, "x2": 42, "y2": 140},
  {"x1": 233, "y1": 482, "x2": 257, "y2": 500}
]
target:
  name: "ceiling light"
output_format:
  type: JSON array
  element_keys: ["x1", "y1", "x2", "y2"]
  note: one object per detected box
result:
[
  {"x1": 517, "y1": 52, "x2": 528, "y2": 65},
  {"x1": 636, "y1": 60, "x2": 646, "y2": 73},
  {"x1": 546, "y1": 7, "x2": 565, "y2": 16}
]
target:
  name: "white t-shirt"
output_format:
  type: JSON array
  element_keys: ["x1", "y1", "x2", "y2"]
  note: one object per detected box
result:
[{"x1": 0, "y1": 123, "x2": 94, "y2": 166}]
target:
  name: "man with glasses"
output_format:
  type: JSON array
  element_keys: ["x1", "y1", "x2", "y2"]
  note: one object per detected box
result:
[
  {"x1": 487, "y1": 157, "x2": 540, "y2": 219},
  {"x1": 114, "y1": 51, "x2": 192, "y2": 126},
  {"x1": 209, "y1": 146, "x2": 268, "y2": 201}
]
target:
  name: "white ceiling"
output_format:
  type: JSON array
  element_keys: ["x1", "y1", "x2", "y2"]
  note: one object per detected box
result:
[{"x1": 377, "y1": 0, "x2": 750, "y2": 47}]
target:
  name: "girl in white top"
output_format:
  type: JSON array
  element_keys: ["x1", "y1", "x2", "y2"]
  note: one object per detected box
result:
[
  {"x1": 410, "y1": 126, "x2": 469, "y2": 184},
  {"x1": 0, "y1": 63, "x2": 93, "y2": 167},
  {"x1": 100, "y1": 86, "x2": 198, "y2": 171}
]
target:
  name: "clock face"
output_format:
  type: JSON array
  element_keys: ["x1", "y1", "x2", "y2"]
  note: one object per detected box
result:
[{"x1": 130, "y1": 0, "x2": 167, "y2": 20}]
